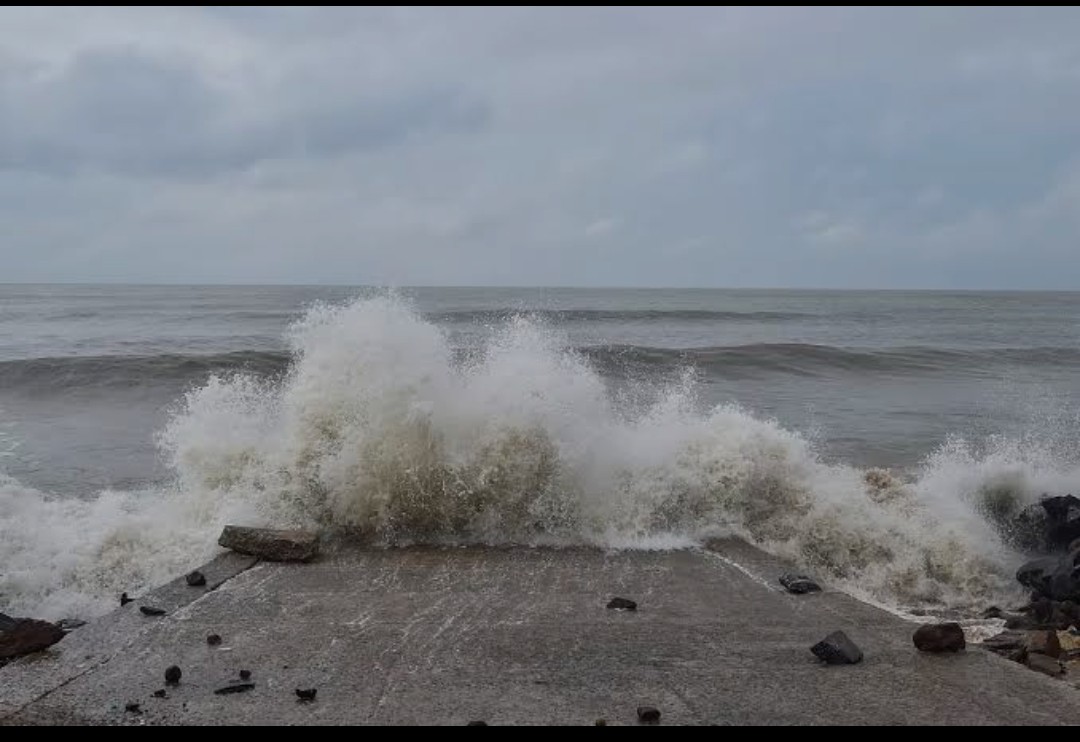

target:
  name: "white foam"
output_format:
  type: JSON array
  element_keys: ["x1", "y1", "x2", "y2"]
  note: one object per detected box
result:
[{"x1": 3, "y1": 294, "x2": 1077, "y2": 620}]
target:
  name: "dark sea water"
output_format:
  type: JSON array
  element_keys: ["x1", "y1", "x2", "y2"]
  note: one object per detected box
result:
[{"x1": 1, "y1": 285, "x2": 1078, "y2": 619}]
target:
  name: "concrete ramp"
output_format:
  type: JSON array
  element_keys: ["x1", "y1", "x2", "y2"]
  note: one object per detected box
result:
[{"x1": 2, "y1": 540, "x2": 1078, "y2": 725}]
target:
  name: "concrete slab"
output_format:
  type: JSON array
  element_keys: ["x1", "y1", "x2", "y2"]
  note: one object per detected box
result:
[{"x1": 2, "y1": 540, "x2": 1078, "y2": 725}]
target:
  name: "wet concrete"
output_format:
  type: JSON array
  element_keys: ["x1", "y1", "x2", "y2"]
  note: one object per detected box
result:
[{"x1": 2, "y1": 539, "x2": 1079, "y2": 725}]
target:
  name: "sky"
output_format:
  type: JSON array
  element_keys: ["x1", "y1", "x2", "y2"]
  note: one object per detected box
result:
[{"x1": 1, "y1": 6, "x2": 1079, "y2": 289}]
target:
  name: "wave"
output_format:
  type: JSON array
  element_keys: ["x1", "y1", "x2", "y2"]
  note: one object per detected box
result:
[
  {"x1": 427, "y1": 308, "x2": 811, "y2": 323},
  {"x1": 2, "y1": 295, "x2": 1078, "y2": 621}
]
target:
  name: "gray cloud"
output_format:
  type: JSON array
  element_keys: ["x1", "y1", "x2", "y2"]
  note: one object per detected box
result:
[{"x1": 1, "y1": 7, "x2": 1078, "y2": 287}]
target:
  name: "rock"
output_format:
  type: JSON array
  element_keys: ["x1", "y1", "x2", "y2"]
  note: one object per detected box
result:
[
  {"x1": 1041, "y1": 495, "x2": 1080, "y2": 550},
  {"x1": 140, "y1": 606, "x2": 166, "y2": 617},
  {"x1": 1017, "y1": 557, "x2": 1059, "y2": 594},
  {"x1": 207, "y1": 634, "x2": 222, "y2": 646},
  {"x1": 296, "y1": 688, "x2": 317, "y2": 702},
  {"x1": 214, "y1": 683, "x2": 255, "y2": 695},
  {"x1": 466, "y1": 721, "x2": 488, "y2": 726},
  {"x1": 165, "y1": 665, "x2": 182, "y2": 686},
  {"x1": 1027, "y1": 630, "x2": 1062, "y2": 658},
  {"x1": 981, "y1": 606, "x2": 1004, "y2": 619},
  {"x1": 0, "y1": 618, "x2": 65, "y2": 660},
  {"x1": 810, "y1": 630, "x2": 863, "y2": 665},
  {"x1": 607, "y1": 597, "x2": 637, "y2": 611},
  {"x1": 185, "y1": 570, "x2": 206, "y2": 587},
  {"x1": 239, "y1": 669, "x2": 251, "y2": 680},
  {"x1": 1027, "y1": 653, "x2": 1064, "y2": 678},
  {"x1": 153, "y1": 689, "x2": 167, "y2": 699},
  {"x1": 595, "y1": 719, "x2": 607, "y2": 726},
  {"x1": 779, "y1": 573, "x2": 821, "y2": 594},
  {"x1": 637, "y1": 706, "x2": 661, "y2": 723},
  {"x1": 218, "y1": 525, "x2": 319, "y2": 562},
  {"x1": 57, "y1": 618, "x2": 87, "y2": 632},
  {"x1": 125, "y1": 702, "x2": 141, "y2": 714},
  {"x1": 120, "y1": 593, "x2": 134, "y2": 606},
  {"x1": 913, "y1": 623, "x2": 966, "y2": 653},
  {"x1": 981, "y1": 630, "x2": 1025, "y2": 652}
]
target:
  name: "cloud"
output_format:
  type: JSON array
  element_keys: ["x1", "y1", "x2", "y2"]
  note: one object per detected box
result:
[{"x1": 0, "y1": 7, "x2": 1078, "y2": 287}]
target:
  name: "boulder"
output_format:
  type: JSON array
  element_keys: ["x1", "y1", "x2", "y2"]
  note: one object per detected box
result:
[
  {"x1": 810, "y1": 630, "x2": 863, "y2": 665},
  {"x1": 0, "y1": 617, "x2": 65, "y2": 660},
  {"x1": 1027, "y1": 630, "x2": 1062, "y2": 658},
  {"x1": 1027, "y1": 653, "x2": 1064, "y2": 678},
  {"x1": 218, "y1": 525, "x2": 319, "y2": 562},
  {"x1": 913, "y1": 623, "x2": 966, "y2": 653},
  {"x1": 779, "y1": 573, "x2": 821, "y2": 595}
]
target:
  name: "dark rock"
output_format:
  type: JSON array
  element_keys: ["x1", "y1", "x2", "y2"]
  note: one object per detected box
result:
[
  {"x1": 120, "y1": 593, "x2": 134, "y2": 606},
  {"x1": 1005, "y1": 613, "x2": 1040, "y2": 630},
  {"x1": 810, "y1": 630, "x2": 863, "y2": 665},
  {"x1": 779, "y1": 573, "x2": 821, "y2": 594},
  {"x1": 0, "y1": 613, "x2": 16, "y2": 632},
  {"x1": 607, "y1": 597, "x2": 637, "y2": 611},
  {"x1": 140, "y1": 606, "x2": 166, "y2": 617},
  {"x1": 1027, "y1": 630, "x2": 1062, "y2": 658},
  {"x1": 1027, "y1": 653, "x2": 1064, "y2": 677},
  {"x1": 214, "y1": 683, "x2": 255, "y2": 695},
  {"x1": 218, "y1": 525, "x2": 319, "y2": 562},
  {"x1": 185, "y1": 570, "x2": 206, "y2": 587},
  {"x1": 981, "y1": 606, "x2": 1004, "y2": 619},
  {"x1": 57, "y1": 618, "x2": 87, "y2": 632},
  {"x1": 207, "y1": 634, "x2": 222, "y2": 646},
  {"x1": 637, "y1": 706, "x2": 661, "y2": 723},
  {"x1": 296, "y1": 688, "x2": 317, "y2": 702},
  {"x1": 125, "y1": 703, "x2": 141, "y2": 714},
  {"x1": 239, "y1": 669, "x2": 251, "y2": 681},
  {"x1": 981, "y1": 630, "x2": 1025, "y2": 652},
  {"x1": 1017, "y1": 557, "x2": 1059, "y2": 594},
  {"x1": 913, "y1": 623, "x2": 966, "y2": 653},
  {"x1": 595, "y1": 719, "x2": 607, "y2": 726},
  {"x1": 1041, "y1": 495, "x2": 1080, "y2": 550},
  {"x1": 466, "y1": 721, "x2": 488, "y2": 726},
  {"x1": 165, "y1": 665, "x2": 182, "y2": 686},
  {"x1": 0, "y1": 618, "x2": 65, "y2": 660},
  {"x1": 153, "y1": 689, "x2": 167, "y2": 699}
]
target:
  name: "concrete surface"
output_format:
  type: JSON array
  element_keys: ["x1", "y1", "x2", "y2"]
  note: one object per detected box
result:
[{"x1": 2, "y1": 539, "x2": 1079, "y2": 725}]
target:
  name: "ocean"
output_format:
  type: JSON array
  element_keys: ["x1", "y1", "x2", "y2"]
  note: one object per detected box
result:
[{"x1": 1, "y1": 285, "x2": 1079, "y2": 620}]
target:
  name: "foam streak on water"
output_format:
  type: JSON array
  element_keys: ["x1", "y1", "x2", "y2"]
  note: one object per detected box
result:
[{"x1": 2, "y1": 295, "x2": 1077, "y2": 619}]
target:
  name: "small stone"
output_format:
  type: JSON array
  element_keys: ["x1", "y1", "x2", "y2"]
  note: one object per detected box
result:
[
  {"x1": 913, "y1": 623, "x2": 966, "y2": 653},
  {"x1": 779, "y1": 573, "x2": 821, "y2": 595},
  {"x1": 637, "y1": 706, "x2": 661, "y2": 723},
  {"x1": 239, "y1": 669, "x2": 251, "y2": 680},
  {"x1": 607, "y1": 597, "x2": 637, "y2": 611},
  {"x1": 810, "y1": 630, "x2": 863, "y2": 665},
  {"x1": 185, "y1": 570, "x2": 206, "y2": 587},
  {"x1": 595, "y1": 719, "x2": 607, "y2": 726},
  {"x1": 140, "y1": 606, "x2": 166, "y2": 617},
  {"x1": 125, "y1": 702, "x2": 141, "y2": 714},
  {"x1": 1027, "y1": 653, "x2": 1064, "y2": 677},
  {"x1": 214, "y1": 683, "x2": 255, "y2": 695},
  {"x1": 165, "y1": 665, "x2": 182, "y2": 686},
  {"x1": 120, "y1": 593, "x2": 134, "y2": 607},
  {"x1": 1027, "y1": 630, "x2": 1062, "y2": 658},
  {"x1": 218, "y1": 525, "x2": 319, "y2": 562},
  {"x1": 295, "y1": 688, "x2": 317, "y2": 702},
  {"x1": 206, "y1": 634, "x2": 222, "y2": 646},
  {"x1": 153, "y1": 689, "x2": 167, "y2": 699},
  {"x1": 466, "y1": 720, "x2": 488, "y2": 726}
]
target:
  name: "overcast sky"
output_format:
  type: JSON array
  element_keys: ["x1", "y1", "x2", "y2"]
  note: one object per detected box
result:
[{"x1": 1, "y1": 7, "x2": 1079, "y2": 288}]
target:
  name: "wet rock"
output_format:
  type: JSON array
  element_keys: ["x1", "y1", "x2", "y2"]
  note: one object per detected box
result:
[
  {"x1": 607, "y1": 597, "x2": 637, "y2": 611},
  {"x1": 218, "y1": 525, "x2": 319, "y2": 562},
  {"x1": 207, "y1": 634, "x2": 222, "y2": 646},
  {"x1": 1017, "y1": 558, "x2": 1059, "y2": 595},
  {"x1": 1041, "y1": 495, "x2": 1080, "y2": 551},
  {"x1": 1005, "y1": 613, "x2": 1040, "y2": 631},
  {"x1": 779, "y1": 573, "x2": 821, "y2": 595},
  {"x1": 810, "y1": 630, "x2": 863, "y2": 665},
  {"x1": 165, "y1": 665, "x2": 182, "y2": 686},
  {"x1": 239, "y1": 669, "x2": 251, "y2": 681},
  {"x1": 185, "y1": 570, "x2": 206, "y2": 587},
  {"x1": 125, "y1": 702, "x2": 141, "y2": 714},
  {"x1": 981, "y1": 606, "x2": 1004, "y2": 619},
  {"x1": 120, "y1": 593, "x2": 134, "y2": 607},
  {"x1": 214, "y1": 683, "x2": 255, "y2": 695},
  {"x1": 140, "y1": 606, "x2": 166, "y2": 617},
  {"x1": 637, "y1": 706, "x2": 661, "y2": 724},
  {"x1": 57, "y1": 618, "x2": 87, "y2": 632},
  {"x1": 982, "y1": 630, "x2": 1025, "y2": 652},
  {"x1": 466, "y1": 720, "x2": 488, "y2": 726},
  {"x1": 1027, "y1": 653, "x2": 1064, "y2": 677},
  {"x1": 153, "y1": 689, "x2": 167, "y2": 699},
  {"x1": 1027, "y1": 630, "x2": 1062, "y2": 658},
  {"x1": 0, "y1": 617, "x2": 65, "y2": 660},
  {"x1": 913, "y1": 623, "x2": 966, "y2": 653},
  {"x1": 296, "y1": 688, "x2": 317, "y2": 702}
]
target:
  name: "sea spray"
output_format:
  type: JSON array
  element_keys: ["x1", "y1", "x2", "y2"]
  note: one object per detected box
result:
[{"x1": 3, "y1": 294, "x2": 1076, "y2": 619}]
